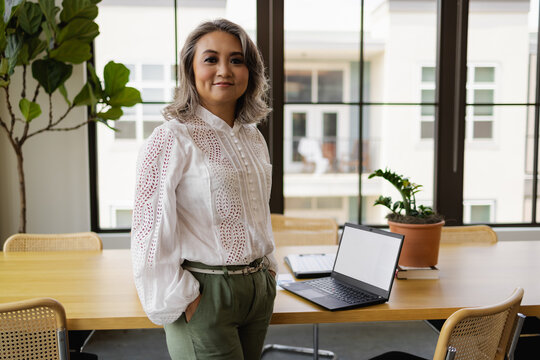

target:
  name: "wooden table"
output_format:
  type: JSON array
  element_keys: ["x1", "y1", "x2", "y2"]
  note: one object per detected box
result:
[{"x1": 1, "y1": 241, "x2": 539, "y2": 330}]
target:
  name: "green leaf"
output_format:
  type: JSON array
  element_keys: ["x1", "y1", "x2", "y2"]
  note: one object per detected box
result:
[
  {"x1": 95, "y1": 117, "x2": 118, "y2": 131},
  {"x1": 5, "y1": 33, "x2": 22, "y2": 75},
  {"x1": 0, "y1": 78, "x2": 9, "y2": 87},
  {"x1": 49, "y1": 39, "x2": 91, "y2": 64},
  {"x1": 108, "y1": 87, "x2": 142, "y2": 107},
  {"x1": 16, "y1": 41, "x2": 29, "y2": 65},
  {"x1": 18, "y1": 2, "x2": 43, "y2": 35},
  {"x1": 0, "y1": 58, "x2": 8, "y2": 75},
  {"x1": 38, "y1": 0, "x2": 59, "y2": 34},
  {"x1": 27, "y1": 36, "x2": 47, "y2": 60},
  {"x1": 58, "y1": 83, "x2": 71, "y2": 106},
  {"x1": 97, "y1": 106, "x2": 122, "y2": 120},
  {"x1": 18, "y1": 98, "x2": 42, "y2": 122},
  {"x1": 4, "y1": 0, "x2": 23, "y2": 23},
  {"x1": 0, "y1": 22, "x2": 6, "y2": 54},
  {"x1": 41, "y1": 21, "x2": 53, "y2": 48},
  {"x1": 60, "y1": 0, "x2": 98, "y2": 22},
  {"x1": 103, "y1": 61, "x2": 129, "y2": 97},
  {"x1": 31, "y1": 58, "x2": 73, "y2": 94},
  {"x1": 87, "y1": 62, "x2": 102, "y2": 93},
  {"x1": 57, "y1": 18, "x2": 98, "y2": 44},
  {"x1": 73, "y1": 81, "x2": 97, "y2": 107}
]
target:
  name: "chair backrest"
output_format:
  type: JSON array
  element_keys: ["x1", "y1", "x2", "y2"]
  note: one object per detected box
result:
[
  {"x1": 433, "y1": 287, "x2": 524, "y2": 360},
  {"x1": 440, "y1": 225, "x2": 497, "y2": 244},
  {"x1": 0, "y1": 297, "x2": 70, "y2": 360},
  {"x1": 3, "y1": 232, "x2": 103, "y2": 252},
  {"x1": 270, "y1": 214, "x2": 338, "y2": 246}
]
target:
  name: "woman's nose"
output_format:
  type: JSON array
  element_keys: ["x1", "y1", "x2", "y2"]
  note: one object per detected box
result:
[{"x1": 217, "y1": 61, "x2": 232, "y2": 77}]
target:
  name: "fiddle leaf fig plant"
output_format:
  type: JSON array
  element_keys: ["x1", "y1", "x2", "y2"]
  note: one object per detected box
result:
[
  {"x1": 1, "y1": 0, "x2": 142, "y2": 233},
  {"x1": 368, "y1": 168, "x2": 443, "y2": 224}
]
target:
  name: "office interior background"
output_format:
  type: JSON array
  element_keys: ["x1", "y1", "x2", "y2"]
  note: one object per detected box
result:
[{"x1": 1, "y1": 0, "x2": 540, "y2": 246}]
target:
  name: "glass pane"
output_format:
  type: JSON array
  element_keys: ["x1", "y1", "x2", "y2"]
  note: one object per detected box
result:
[
  {"x1": 318, "y1": 70, "x2": 343, "y2": 102},
  {"x1": 95, "y1": 1, "x2": 176, "y2": 229},
  {"x1": 292, "y1": 113, "x2": 307, "y2": 162},
  {"x1": 143, "y1": 121, "x2": 163, "y2": 139},
  {"x1": 421, "y1": 90, "x2": 435, "y2": 116},
  {"x1": 285, "y1": 0, "x2": 360, "y2": 105},
  {"x1": 286, "y1": 70, "x2": 312, "y2": 102},
  {"x1": 362, "y1": 105, "x2": 435, "y2": 225},
  {"x1": 142, "y1": 64, "x2": 164, "y2": 81},
  {"x1": 473, "y1": 104, "x2": 493, "y2": 116},
  {"x1": 473, "y1": 121, "x2": 493, "y2": 139},
  {"x1": 422, "y1": 67, "x2": 436, "y2": 82},
  {"x1": 464, "y1": 105, "x2": 530, "y2": 223},
  {"x1": 474, "y1": 89, "x2": 493, "y2": 104},
  {"x1": 421, "y1": 121, "x2": 434, "y2": 139},
  {"x1": 114, "y1": 121, "x2": 136, "y2": 140},
  {"x1": 116, "y1": 209, "x2": 133, "y2": 228},
  {"x1": 284, "y1": 104, "x2": 360, "y2": 223},
  {"x1": 470, "y1": 205, "x2": 491, "y2": 223},
  {"x1": 142, "y1": 88, "x2": 165, "y2": 102},
  {"x1": 474, "y1": 67, "x2": 495, "y2": 82},
  {"x1": 467, "y1": 0, "x2": 536, "y2": 103},
  {"x1": 363, "y1": 0, "x2": 437, "y2": 102},
  {"x1": 143, "y1": 104, "x2": 164, "y2": 117}
]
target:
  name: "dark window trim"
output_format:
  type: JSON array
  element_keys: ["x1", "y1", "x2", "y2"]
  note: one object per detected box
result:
[{"x1": 90, "y1": 0, "x2": 540, "y2": 232}]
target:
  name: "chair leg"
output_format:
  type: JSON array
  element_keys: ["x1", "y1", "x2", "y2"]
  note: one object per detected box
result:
[{"x1": 262, "y1": 324, "x2": 337, "y2": 359}]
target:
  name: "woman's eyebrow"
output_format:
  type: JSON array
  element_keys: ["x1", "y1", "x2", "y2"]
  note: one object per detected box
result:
[{"x1": 201, "y1": 49, "x2": 243, "y2": 57}]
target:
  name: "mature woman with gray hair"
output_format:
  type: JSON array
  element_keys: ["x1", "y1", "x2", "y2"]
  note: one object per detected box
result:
[{"x1": 131, "y1": 19, "x2": 277, "y2": 359}]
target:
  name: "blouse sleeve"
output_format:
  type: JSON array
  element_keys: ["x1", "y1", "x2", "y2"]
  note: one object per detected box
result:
[{"x1": 131, "y1": 126, "x2": 199, "y2": 325}]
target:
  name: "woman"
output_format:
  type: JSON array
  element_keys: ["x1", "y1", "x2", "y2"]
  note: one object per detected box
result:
[{"x1": 131, "y1": 19, "x2": 277, "y2": 360}]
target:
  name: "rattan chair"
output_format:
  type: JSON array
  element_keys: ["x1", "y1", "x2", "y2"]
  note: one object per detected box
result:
[
  {"x1": 270, "y1": 214, "x2": 338, "y2": 246},
  {"x1": 370, "y1": 287, "x2": 526, "y2": 360},
  {"x1": 263, "y1": 214, "x2": 339, "y2": 359},
  {"x1": 3, "y1": 232, "x2": 103, "y2": 252},
  {"x1": 440, "y1": 225, "x2": 497, "y2": 244},
  {"x1": 3, "y1": 232, "x2": 101, "y2": 360},
  {"x1": 0, "y1": 297, "x2": 70, "y2": 360}
]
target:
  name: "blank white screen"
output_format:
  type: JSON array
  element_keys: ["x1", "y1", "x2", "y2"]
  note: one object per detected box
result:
[{"x1": 333, "y1": 226, "x2": 401, "y2": 291}]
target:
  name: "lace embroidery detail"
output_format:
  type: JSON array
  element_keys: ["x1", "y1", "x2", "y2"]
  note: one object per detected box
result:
[
  {"x1": 185, "y1": 118, "x2": 248, "y2": 264},
  {"x1": 132, "y1": 128, "x2": 175, "y2": 269},
  {"x1": 245, "y1": 126, "x2": 272, "y2": 196}
]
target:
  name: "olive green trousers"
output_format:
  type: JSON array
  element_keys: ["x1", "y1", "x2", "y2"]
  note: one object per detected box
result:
[{"x1": 164, "y1": 260, "x2": 276, "y2": 360}]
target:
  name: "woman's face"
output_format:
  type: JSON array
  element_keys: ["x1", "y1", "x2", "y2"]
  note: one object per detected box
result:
[{"x1": 192, "y1": 31, "x2": 249, "y2": 111}]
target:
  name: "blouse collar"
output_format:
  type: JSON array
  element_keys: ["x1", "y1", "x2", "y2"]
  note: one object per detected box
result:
[{"x1": 196, "y1": 105, "x2": 241, "y2": 135}]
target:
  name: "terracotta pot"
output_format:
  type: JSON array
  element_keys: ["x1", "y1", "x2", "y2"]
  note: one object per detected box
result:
[{"x1": 388, "y1": 220, "x2": 445, "y2": 267}]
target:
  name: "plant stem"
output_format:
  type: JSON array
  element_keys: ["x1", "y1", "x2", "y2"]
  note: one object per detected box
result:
[
  {"x1": 48, "y1": 94, "x2": 53, "y2": 127},
  {"x1": 48, "y1": 120, "x2": 92, "y2": 132},
  {"x1": 26, "y1": 104, "x2": 75, "y2": 139},
  {"x1": 14, "y1": 144, "x2": 26, "y2": 233},
  {"x1": 4, "y1": 85, "x2": 16, "y2": 136},
  {"x1": 32, "y1": 84, "x2": 40, "y2": 103},
  {"x1": 21, "y1": 65, "x2": 26, "y2": 99}
]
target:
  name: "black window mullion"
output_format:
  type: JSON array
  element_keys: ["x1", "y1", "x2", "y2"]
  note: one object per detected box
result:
[
  {"x1": 257, "y1": 0, "x2": 284, "y2": 214},
  {"x1": 434, "y1": 0, "x2": 469, "y2": 225}
]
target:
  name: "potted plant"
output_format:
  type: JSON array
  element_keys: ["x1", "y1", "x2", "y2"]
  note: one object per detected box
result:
[
  {"x1": 1, "y1": 0, "x2": 142, "y2": 233},
  {"x1": 368, "y1": 168, "x2": 444, "y2": 267}
]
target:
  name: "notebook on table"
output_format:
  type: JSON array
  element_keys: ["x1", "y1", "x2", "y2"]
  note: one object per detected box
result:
[
  {"x1": 280, "y1": 223, "x2": 404, "y2": 311},
  {"x1": 284, "y1": 253, "x2": 336, "y2": 278}
]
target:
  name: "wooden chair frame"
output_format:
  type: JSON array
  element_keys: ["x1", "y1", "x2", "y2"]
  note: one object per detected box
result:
[
  {"x1": 3, "y1": 232, "x2": 103, "y2": 252},
  {"x1": 0, "y1": 297, "x2": 70, "y2": 360}
]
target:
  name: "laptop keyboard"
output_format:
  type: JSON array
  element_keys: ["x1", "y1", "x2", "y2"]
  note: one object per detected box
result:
[
  {"x1": 308, "y1": 277, "x2": 379, "y2": 304},
  {"x1": 291, "y1": 254, "x2": 335, "y2": 272}
]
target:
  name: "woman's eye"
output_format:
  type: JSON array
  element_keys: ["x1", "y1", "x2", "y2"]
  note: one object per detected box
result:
[
  {"x1": 231, "y1": 58, "x2": 244, "y2": 65},
  {"x1": 204, "y1": 57, "x2": 217, "y2": 63}
]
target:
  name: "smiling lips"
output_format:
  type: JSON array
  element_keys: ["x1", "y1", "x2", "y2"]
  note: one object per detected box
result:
[{"x1": 213, "y1": 81, "x2": 233, "y2": 87}]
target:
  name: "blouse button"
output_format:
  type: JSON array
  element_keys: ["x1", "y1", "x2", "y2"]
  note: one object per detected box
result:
[
  {"x1": 241, "y1": 154, "x2": 245, "y2": 159},
  {"x1": 234, "y1": 139, "x2": 239, "y2": 144},
  {"x1": 230, "y1": 131, "x2": 234, "y2": 136},
  {"x1": 244, "y1": 161, "x2": 249, "y2": 166}
]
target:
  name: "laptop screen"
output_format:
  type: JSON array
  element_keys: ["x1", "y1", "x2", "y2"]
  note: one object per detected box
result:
[{"x1": 333, "y1": 224, "x2": 403, "y2": 291}]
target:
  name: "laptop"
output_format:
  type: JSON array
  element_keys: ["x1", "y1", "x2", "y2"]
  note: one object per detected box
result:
[
  {"x1": 284, "y1": 253, "x2": 336, "y2": 278},
  {"x1": 280, "y1": 223, "x2": 404, "y2": 311}
]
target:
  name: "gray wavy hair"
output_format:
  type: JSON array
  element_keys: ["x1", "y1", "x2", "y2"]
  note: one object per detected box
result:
[{"x1": 163, "y1": 19, "x2": 271, "y2": 124}]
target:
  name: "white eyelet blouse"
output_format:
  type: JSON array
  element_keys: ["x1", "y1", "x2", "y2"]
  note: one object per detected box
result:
[{"x1": 131, "y1": 106, "x2": 277, "y2": 326}]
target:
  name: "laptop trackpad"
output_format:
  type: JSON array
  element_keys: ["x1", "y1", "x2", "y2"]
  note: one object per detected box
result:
[{"x1": 296, "y1": 289, "x2": 326, "y2": 299}]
